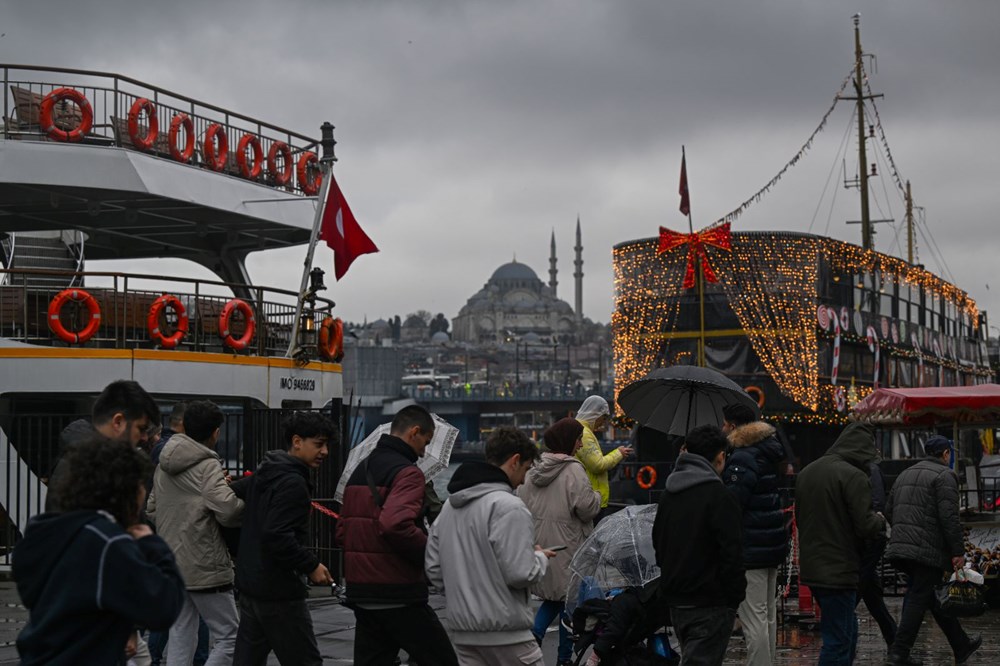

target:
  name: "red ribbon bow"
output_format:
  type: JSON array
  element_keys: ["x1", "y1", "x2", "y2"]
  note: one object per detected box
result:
[{"x1": 657, "y1": 222, "x2": 732, "y2": 289}]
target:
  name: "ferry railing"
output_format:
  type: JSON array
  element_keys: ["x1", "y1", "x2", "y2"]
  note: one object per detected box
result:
[
  {"x1": 0, "y1": 268, "x2": 335, "y2": 358},
  {"x1": 1, "y1": 64, "x2": 323, "y2": 196}
]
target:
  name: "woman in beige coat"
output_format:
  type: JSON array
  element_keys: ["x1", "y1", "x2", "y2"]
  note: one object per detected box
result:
[{"x1": 519, "y1": 418, "x2": 602, "y2": 666}]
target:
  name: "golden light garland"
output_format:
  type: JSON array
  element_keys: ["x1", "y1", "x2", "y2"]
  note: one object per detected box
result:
[{"x1": 613, "y1": 231, "x2": 988, "y2": 417}]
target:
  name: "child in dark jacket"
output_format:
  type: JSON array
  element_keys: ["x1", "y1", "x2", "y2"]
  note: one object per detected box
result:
[{"x1": 13, "y1": 434, "x2": 185, "y2": 666}]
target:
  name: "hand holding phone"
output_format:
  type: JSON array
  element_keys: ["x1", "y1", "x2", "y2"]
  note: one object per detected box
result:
[{"x1": 544, "y1": 545, "x2": 567, "y2": 552}]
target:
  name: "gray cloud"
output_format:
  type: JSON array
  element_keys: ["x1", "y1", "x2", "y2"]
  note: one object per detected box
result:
[{"x1": 5, "y1": 0, "x2": 999, "y2": 327}]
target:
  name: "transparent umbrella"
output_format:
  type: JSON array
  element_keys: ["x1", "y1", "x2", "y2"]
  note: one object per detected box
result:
[
  {"x1": 334, "y1": 413, "x2": 457, "y2": 503},
  {"x1": 565, "y1": 504, "x2": 660, "y2": 614}
]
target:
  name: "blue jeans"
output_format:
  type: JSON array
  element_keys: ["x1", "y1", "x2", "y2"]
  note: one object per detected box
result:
[
  {"x1": 532, "y1": 599, "x2": 572, "y2": 663},
  {"x1": 812, "y1": 588, "x2": 858, "y2": 666}
]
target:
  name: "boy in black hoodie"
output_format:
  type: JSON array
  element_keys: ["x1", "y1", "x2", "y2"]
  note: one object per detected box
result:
[
  {"x1": 14, "y1": 435, "x2": 185, "y2": 666},
  {"x1": 653, "y1": 424, "x2": 745, "y2": 666},
  {"x1": 231, "y1": 411, "x2": 337, "y2": 666}
]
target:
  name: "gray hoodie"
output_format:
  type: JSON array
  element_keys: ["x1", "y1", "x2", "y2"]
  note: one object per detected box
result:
[
  {"x1": 666, "y1": 451, "x2": 722, "y2": 493},
  {"x1": 425, "y1": 461, "x2": 548, "y2": 646},
  {"x1": 147, "y1": 433, "x2": 244, "y2": 589}
]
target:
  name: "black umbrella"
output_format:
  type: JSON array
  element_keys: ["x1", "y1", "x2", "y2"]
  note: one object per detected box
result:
[{"x1": 617, "y1": 366, "x2": 760, "y2": 436}]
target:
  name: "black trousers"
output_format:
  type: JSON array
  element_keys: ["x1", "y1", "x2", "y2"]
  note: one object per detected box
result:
[
  {"x1": 232, "y1": 595, "x2": 322, "y2": 666},
  {"x1": 669, "y1": 606, "x2": 736, "y2": 666},
  {"x1": 856, "y1": 537, "x2": 896, "y2": 646},
  {"x1": 890, "y1": 559, "x2": 971, "y2": 658},
  {"x1": 353, "y1": 604, "x2": 459, "y2": 666}
]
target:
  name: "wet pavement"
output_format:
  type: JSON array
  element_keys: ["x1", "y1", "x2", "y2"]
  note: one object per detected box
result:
[{"x1": 0, "y1": 580, "x2": 997, "y2": 664}]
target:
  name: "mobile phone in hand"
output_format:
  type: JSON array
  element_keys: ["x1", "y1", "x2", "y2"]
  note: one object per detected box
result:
[{"x1": 545, "y1": 545, "x2": 568, "y2": 552}]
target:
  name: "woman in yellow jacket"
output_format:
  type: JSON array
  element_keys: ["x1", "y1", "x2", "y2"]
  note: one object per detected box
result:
[{"x1": 574, "y1": 395, "x2": 632, "y2": 522}]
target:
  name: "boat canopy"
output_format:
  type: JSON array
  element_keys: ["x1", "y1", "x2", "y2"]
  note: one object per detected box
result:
[{"x1": 852, "y1": 384, "x2": 1000, "y2": 426}]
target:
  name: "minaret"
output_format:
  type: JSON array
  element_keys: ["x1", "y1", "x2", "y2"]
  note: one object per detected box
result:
[
  {"x1": 574, "y1": 216, "x2": 583, "y2": 320},
  {"x1": 548, "y1": 229, "x2": 558, "y2": 296}
]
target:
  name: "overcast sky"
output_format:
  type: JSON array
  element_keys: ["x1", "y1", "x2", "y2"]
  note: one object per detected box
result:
[{"x1": 4, "y1": 0, "x2": 999, "y2": 330}]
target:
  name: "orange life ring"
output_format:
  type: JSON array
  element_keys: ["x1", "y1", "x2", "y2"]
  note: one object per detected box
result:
[
  {"x1": 636, "y1": 465, "x2": 657, "y2": 490},
  {"x1": 202, "y1": 123, "x2": 229, "y2": 172},
  {"x1": 127, "y1": 98, "x2": 158, "y2": 151},
  {"x1": 47, "y1": 288, "x2": 101, "y2": 344},
  {"x1": 147, "y1": 294, "x2": 189, "y2": 349},
  {"x1": 297, "y1": 151, "x2": 322, "y2": 195},
  {"x1": 219, "y1": 298, "x2": 255, "y2": 351},
  {"x1": 267, "y1": 141, "x2": 293, "y2": 186},
  {"x1": 744, "y1": 385, "x2": 765, "y2": 409},
  {"x1": 318, "y1": 317, "x2": 344, "y2": 361},
  {"x1": 169, "y1": 113, "x2": 195, "y2": 162},
  {"x1": 237, "y1": 134, "x2": 263, "y2": 179},
  {"x1": 40, "y1": 87, "x2": 94, "y2": 142}
]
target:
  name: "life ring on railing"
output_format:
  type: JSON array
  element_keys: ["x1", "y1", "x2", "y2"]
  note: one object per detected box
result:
[
  {"x1": 169, "y1": 113, "x2": 195, "y2": 162},
  {"x1": 147, "y1": 294, "x2": 189, "y2": 349},
  {"x1": 267, "y1": 141, "x2": 293, "y2": 186},
  {"x1": 48, "y1": 288, "x2": 101, "y2": 344},
  {"x1": 219, "y1": 298, "x2": 255, "y2": 351},
  {"x1": 237, "y1": 134, "x2": 263, "y2": 179},
  {"x1": 127, "y1": 98, "x2": 158, "y2": 151},
  {"x1": 40, "y1": 87, "x2": 94, "y2": 142},
  {"x1": 297, "y1": 151, "x2": 322, "y2": 195},
  {"x1": 744, "y1": 385, "x2": 765, "y2": 409},
  {"x1": 636, "y1": 465, "x2": 657, "y2": 490},
  {"x1": 202, "y1": 123, "x2": 229, "y2": 172},
  {"x1": 318, "y1": 317, "x2": 344, "y2": 362}
]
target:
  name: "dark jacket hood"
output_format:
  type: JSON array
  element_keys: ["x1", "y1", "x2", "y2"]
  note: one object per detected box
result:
[
  {"x1": 827, "y1": 422, "x2": 877, "y2": 470},
  {"x1": 665, "y1": 452, "x2": 722, "y2": 493},
  {"x1": 729, "y1": 422, "x2": 775, "y2": 449},
  {"x1": 59, "y1": 419, "x2": 97, "y2": 451},
  {"x1": 14, "y1": 511, "x2": 107, "y2": 607},
  {"x1": 253, "y1": 450, "x2": 311, "y2": 490},
  {"x1": 447, "y1": 461, "x2": 512, "y2": 506}
]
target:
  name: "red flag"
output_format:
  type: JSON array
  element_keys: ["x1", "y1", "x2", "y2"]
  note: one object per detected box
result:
[
  {"x1": 678, "y1": 149, "x2": 690, "y2": 217},
  {"x1": 319, "y1": 172, "x2": 378, "y2": 280}
]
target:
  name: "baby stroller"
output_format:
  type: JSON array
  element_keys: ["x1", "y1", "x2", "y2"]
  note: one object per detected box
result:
[{"x1": 568, "y1": 579, "x2": 679, "y2": 666}]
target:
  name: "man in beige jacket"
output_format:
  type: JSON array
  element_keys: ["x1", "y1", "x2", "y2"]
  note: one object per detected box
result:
[{"x1": 147, "y1": 400, "x2": 244, "y2": 666}]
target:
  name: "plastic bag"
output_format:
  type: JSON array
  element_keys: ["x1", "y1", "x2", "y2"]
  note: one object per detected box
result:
[
  {"x1": 949, "y1": 566, "x2": 985, "y2": 586},
  {"x1": 934, "y1": 577, "x2": 987, "y2": 618}
]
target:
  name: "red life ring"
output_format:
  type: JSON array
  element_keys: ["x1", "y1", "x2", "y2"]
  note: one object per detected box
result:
[
  {"x1": 127, "y1": 98, "x2": 158, "y2": 151},
  {"x1": 147, "y1": 294, "x2": 189, "y2": 349},
  {"x1": 169, "y1": 113, "x2": 195, "y2": 162},
  {"x1": 636, "y1": 465, "x2": 657, "y2": 490},
  {"x1": 202, "y1": 123, "x2": 229, "y2": 172},
  {"x1": 267, "y1": 141, "x2": 293, "y2": 186},
  {"x1": 219, "y1": 298, "x2": 255, "y2": 351},
  {"x1": 48, "y1": 288, "x2": 101, "y2": 344},
  {"x1": 40, "y1": 88, "x2": 94, "y2": 142},
  {"x1": 237, "y1": 134, "x2": 263, "y2": 179},
  {"x1": 297, "y1": 151, "x2": 322, "y2": 195},
  {"x1": 318, "y1": 317, "x2": 344, "y2": 361},
  {"x1": 744, "y1": 385, "x2": 765, "y2": 409}
]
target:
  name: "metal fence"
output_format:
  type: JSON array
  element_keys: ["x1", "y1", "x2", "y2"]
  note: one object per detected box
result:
[
  {"x1": 2, "y1": 64, "x2": 323, "y2": 195},
  {"x1": 0, "y1": 404, "x2": 345, "y2": 575},
  {"x1": 0, "y1": 268, "x2": 335, "y2": 356}
]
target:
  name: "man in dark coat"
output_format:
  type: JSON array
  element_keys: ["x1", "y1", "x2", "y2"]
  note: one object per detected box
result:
[
  {"x1": 795, "y1": 422, "x2": 885, "y2": 666},
  {"x1": 231, "y1": 411, "x2": 336, "y2": 666},
  {"x1": 654, "y1": 424, "x2": 745, "y2": 666},
  {"x1": 884, "y1": 435, "x2": 981, "y2": 666},
  {"x1": 722, "y1": 404, "x2": 789, "y2": 666},
  {"x1": 336, "y1": 405, "x2": 458, "y2": 666}
]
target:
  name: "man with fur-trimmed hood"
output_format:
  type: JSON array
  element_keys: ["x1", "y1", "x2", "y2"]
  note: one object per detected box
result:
[{"x1": 722, "y1": 404, "x2": 789, "y2": 666}]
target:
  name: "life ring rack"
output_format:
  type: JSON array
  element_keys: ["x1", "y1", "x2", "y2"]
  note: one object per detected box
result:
[
  {"x1": 127, "y1": 98, "x2": 158, "y2": 151},
  {"x1": 48, "y1": 288, "x2": 101, "y2": 344},
  {"x1": 318, "y1": 316, "x2": 344, "y2": 362},
  {"x1": 744, "y1": 385, "x2": 766, "y2": 409},
  {"x1": 219, "y1": 298, "x2": 255, "y2": 351},
  {"x1": 297, "y1": 151, "x2": 322, "y2": 195},
  {"x1": 147, "y1": 294, "x2": 189, "y2": 349},
  {"x1": 636, "y1": 465, "x2": 658, "y2": 490},
  {"x1": 40, "y1": 87, "x2": 94, "y2": 142}
]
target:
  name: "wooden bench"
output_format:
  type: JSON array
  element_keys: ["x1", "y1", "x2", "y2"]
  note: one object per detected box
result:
[
  {"x1": 110, "y1": 115, "x2": 174, "y2": 156},
  {"x1": 8, "y1": 86, "x2": 82, "y2": 131}
]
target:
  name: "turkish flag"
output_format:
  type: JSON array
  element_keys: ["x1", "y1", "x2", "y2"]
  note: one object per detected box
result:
[{"x1": 319, "y1": 172, "x2": 378, "y2": 280}]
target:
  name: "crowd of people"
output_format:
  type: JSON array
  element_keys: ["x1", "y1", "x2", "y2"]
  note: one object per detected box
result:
[{"x1": 10, "y1": 382, "x2": 988, "y2": 666}]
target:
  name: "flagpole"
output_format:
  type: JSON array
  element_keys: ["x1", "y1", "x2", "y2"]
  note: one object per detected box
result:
[
  {"x1": 681, "y1": 146, "x2": 707, "y2": 369},
  {"x1": 287, "y1": 123, "x2": 338, "y2": 359}
]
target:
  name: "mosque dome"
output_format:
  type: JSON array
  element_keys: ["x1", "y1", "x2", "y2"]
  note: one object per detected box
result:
[{"x1": 490, "y1": 261, "x2": 539, "y2": 282}]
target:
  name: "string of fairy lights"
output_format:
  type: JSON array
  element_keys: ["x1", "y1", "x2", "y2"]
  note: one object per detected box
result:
[{"x1": 613, "y1": 232, "x2": 989, "y2": 419}]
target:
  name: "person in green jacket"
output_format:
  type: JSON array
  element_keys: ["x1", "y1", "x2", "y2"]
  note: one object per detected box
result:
[{"x1": 574, "y1": 396, "x2": 632, "y2": 522}]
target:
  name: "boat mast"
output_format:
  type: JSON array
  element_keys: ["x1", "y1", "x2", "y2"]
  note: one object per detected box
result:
[
  {"x1": 853, "y1": 14, "x2": 873, "y2": 251},
  {"x1": 906, "y1": 180, "x2": 915, "y2": 264}
]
